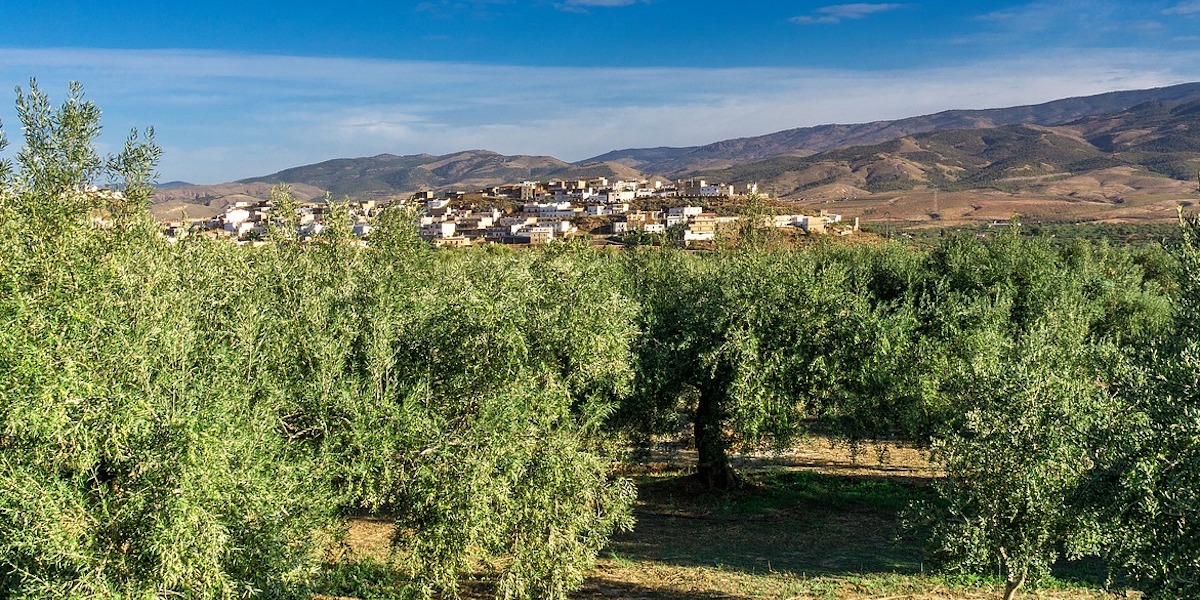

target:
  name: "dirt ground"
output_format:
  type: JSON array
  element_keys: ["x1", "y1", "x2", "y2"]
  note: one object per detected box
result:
[{"x1": 622, "y1": 436, "x2": 939, "y2": 480}]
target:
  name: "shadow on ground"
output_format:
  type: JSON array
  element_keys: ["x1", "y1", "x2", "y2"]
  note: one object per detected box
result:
[
  {"x1": 603, "y1": 471, "x2": 931, "y2": 579},
  {"x1": 576, "y1": 577, "x2": 746, "y2": 600}
]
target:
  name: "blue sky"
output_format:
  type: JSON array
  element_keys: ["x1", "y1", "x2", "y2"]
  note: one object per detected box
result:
[{"x1": 3, "y1": 1, "x2": 1200, "y2": 183}]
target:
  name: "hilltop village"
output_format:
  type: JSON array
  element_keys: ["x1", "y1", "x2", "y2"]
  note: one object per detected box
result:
[{"x1": 162, "y1": 177, "x2": 856, "y2": 246}]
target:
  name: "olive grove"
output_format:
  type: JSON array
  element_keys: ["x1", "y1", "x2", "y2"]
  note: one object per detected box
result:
[{"x1": 6, "y1": 82, "x2": 1200, "y2": 600}]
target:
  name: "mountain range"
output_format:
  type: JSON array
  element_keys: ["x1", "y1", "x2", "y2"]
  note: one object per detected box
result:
[
  {"x1": 589, "y1": 82, "x2": 1200, "y2": 175},
  {"x1": 706, "y1": 97, "x2": 1200, "y2": 195},
  {"x1": 153, "y1": 82, "x2": 1200, "y2": 225}
]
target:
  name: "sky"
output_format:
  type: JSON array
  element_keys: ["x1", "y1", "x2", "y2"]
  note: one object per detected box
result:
[{"x1": 2, "y1": 1, "x2": 1200, "y2": 184}]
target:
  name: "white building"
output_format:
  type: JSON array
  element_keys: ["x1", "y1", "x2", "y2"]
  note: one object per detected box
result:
[
  {"x1": 605, "y1": 190, "x2": 636, "y2": 203},
  {"x1": 525, "y1": 225, "x2": 556, "y2": 245},
  {"x1": 498, "y1": 216, "x2": 536, "y2": 228},
  {"x1": 224, "y1": 208, "x2": 251, "y2": 229},
  {"x1": 545, "y1": 220, "x2": 576, "y2": 234},
  {"x1": 522, "y1": 202, "x2": 577, "y2": 219},
  {"x1": 668, "y1": 206, "x2": 704, "y2": 218},
  {"x1": 421, "y1": 221, "x2": 456, "y2": 239}
]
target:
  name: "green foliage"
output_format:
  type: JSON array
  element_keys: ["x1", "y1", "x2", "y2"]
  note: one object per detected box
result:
[
  {"x1": 900, "y1": 230, "x2": 1173, "y2": 598},
  {"x1": 925, "y1": 319, "x2": 1113, "y2": 593},
  {"x1": 0, "y1": 84, "x2": 635, "y2": 600},
  {"x1": 732, "y1": 193, "x2": 779, "y2": 251},
  {"x1": 615, "y1": 228, "x2": 664, "y2": 248},
  {"x1": 197, "y1": 191, "x2": 638, "y2": 599},
  {"x1": 0, "y1": 82, "x2": 332, "y2": 599},
  {"x1": 1090, "y1": 343, "x2": 1200, "y2": 599},
  {"x1": 1084, "y1": 214, "x2": 1200, "y2": 598}
]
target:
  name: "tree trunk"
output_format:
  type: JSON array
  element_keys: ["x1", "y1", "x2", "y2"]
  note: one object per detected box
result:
[
  {"x1": 694, "y1": 384, "x2": 741, "y2": 490},
  {"x1": 998, "y1": 546, "x2": 1025, "y2": 600},
  {"x1": 1002, "y1": 574, "x2": 1024, "y2": 600}
]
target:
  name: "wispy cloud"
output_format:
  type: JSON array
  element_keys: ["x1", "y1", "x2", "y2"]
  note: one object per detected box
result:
[
  {"x1": 973, "y1": 1, "x2": 1085, "y2": 29},
  {"x1": 791, "y1": 3, "x2": 909, "y2": 25},
  {"x1": 561, "y1": 0, "x2": 641, "y2": 6},
  {"x1": 414, "y1": 0, "x2": 513, "y2": 19},
  {"x1": 1164, "y1": 1, "x2": 1200, "y2": 15},
  {"x1": 0, "y1": 47, "x2": 1195, "y2": 183},
  {"x1": 963, "y1": 1, "x2": 1145, "y2": 46},
  {"x1": 555, "y1": 0, "x2": 645, "y2": 13}
]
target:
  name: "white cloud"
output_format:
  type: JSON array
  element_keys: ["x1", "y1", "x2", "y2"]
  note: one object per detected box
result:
[
  {"x1": 791, "y1": 3, "x2": 910, "y2": 25},
  {"x1": 0, "y1": 47, "x2": 1196, "y2": 183}
]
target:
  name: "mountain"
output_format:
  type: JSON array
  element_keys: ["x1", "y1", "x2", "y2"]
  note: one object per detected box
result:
[
  {"x1": 584, "y1": 82, "x2": 1200, "y2": 176},
  {"x1": 687, "y1": 98, "x2": 1200, "y2": 225},
  {"x1": 238, "y1": 150, "x2": 571, "y2": 197},
  {"x1": 703, "y1": 124, "x2": 1107, "y2": 197},
  {"x1": 702, "y1": 97, "x2": 1200, "y2": 197},
  {"x1": 539, "y1": 160, "x2": 663, "y2": 183}
]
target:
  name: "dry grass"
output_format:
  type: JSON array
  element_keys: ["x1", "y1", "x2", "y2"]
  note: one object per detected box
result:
[
  {"x1": 342, "y1": 517, "x2": 394, "y2": 562},
  {"x1": 578, "y1": 563, "x2": 1121, "y2": 600}
]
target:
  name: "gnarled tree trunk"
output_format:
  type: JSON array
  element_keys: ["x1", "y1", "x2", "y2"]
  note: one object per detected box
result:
[
  {"x1": 1002, "y1": 575, "x2": 1025, "y2": 600},
  {"x1": 694, "y1": 384, "x2": 741, "y2": 490}
]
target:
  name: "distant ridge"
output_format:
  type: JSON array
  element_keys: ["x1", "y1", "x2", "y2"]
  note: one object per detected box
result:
[
  {"x1": 238, "y1": 150, "x2": 570, "y2": 197},
  {"x1": 582, "y1": 82, "x2": 1200, "y2": 176},
  {"x1": 699, "y1": 96, "x2": 1200, "y2": 201}
]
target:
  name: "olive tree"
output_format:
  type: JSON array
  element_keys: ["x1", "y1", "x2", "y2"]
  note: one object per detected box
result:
[
  {"x1": 619, "y1": 246, "x2": 893, "y2": 489},
  {"x1": 926, "y1": 314, "x2": 1114, "y2": 600},
  {"x1": 0, "y1": 82, "x2": 334, "y2": 599},
  {"x1": 1085, "y1": 214, "x2": 1200, "y2": 598},
  {"x1": 0, "y1": 82, "x2": 638, "y2": 600},
  {"x1": 916, "y1": 232, "x2": 1173, "y2": 599},
  {"x1": 249, "y1": 211, "x2": 637, "y2": 599},
  {"x1": 1091, "y1": 345, "x2": 1200, "y2": 599}
]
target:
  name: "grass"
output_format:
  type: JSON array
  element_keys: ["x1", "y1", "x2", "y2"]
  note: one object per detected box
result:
[
  {"x1": 724, "y1": 470, "x2": 920, "y2": 514},
  {"x1": 319, "y1": 437, "x2": 1130, "y2": 599},
  {"x1": 608, "y1": 470, "x2": 928, "y2": 578}
]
